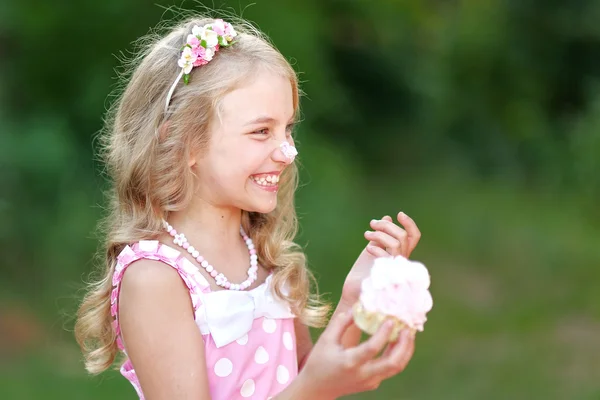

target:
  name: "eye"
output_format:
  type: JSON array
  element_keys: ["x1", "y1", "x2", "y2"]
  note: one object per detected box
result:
[{"x1": 252, "y1": 128, "x2": 270, "y2": 136}]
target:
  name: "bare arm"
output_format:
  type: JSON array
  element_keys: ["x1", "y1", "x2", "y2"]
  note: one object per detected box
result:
[
  {"x1": 335, "y1": 300, "x2": 363, "y2": 348},
  {"x1": 119, "y1": 260, "x2": 211, "y2": 400}
]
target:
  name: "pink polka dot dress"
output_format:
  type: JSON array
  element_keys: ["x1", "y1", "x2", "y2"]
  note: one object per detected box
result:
[{"x1": 111, "y1": 241, "x2": 299, "y2": 399}]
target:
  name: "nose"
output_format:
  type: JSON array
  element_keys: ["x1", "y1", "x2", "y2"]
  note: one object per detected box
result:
[{"x1": 271, "y1": 141, "x2": 298, "y2": 164}]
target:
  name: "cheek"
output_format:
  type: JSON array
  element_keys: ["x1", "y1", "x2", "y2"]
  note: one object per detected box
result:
[
  {"x1": 238, "y1": 142, "x2": 273, "y2": 169},
  {"x1": 209, "y1": 139, "x2": 272, "y2": 180}
]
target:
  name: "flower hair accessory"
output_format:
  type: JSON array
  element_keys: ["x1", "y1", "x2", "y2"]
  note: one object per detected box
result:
[{"x1": 165, "y1": 19, "x2": 238, "y2": 113}]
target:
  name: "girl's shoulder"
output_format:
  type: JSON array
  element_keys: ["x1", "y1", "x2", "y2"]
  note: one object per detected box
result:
[
  {"x1": 112, "y1": 240, "x2": 211, "y2": 313},
  {"x1": 116, "y1": 240, "x2": 209, "y2": 282}
]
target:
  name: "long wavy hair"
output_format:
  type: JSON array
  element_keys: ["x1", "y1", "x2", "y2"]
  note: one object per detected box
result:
[{"x1": 75, "y1": 14, "x2": 331, "y2": 375}]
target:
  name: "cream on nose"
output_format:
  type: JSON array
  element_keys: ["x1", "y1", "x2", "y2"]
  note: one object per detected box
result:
[{"x1": 279, "y1": 141, "x2": 298, "y2": 162}]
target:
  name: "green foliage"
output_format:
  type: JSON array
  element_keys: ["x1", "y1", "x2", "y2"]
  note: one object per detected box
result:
[{"x1": 1, "y1": 0, "x2": 599, "y2": 399}]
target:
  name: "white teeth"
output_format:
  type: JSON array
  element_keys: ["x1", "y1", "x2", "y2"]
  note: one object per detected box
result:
[{"x1": 251, "y1": 174, "x2": 279, "y2": 186}]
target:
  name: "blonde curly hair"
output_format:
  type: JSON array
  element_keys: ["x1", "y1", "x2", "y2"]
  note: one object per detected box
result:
[{"x1": 75, "y1": 14, "x2": 330, "y2": 375}]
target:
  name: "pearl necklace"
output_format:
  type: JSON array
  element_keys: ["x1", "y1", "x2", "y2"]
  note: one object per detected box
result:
[{"x1": 162, "y1": 220, "x2": 258, "y2": 291}]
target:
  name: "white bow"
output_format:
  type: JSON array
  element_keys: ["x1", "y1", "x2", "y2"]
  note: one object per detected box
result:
[{"x1": 195, "y1": 276, "x2": 295, "y2": 348}]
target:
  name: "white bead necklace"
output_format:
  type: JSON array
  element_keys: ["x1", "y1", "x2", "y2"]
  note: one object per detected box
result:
[{"x1": 162, "y1": 220, "x2": 258, "y2": 291}]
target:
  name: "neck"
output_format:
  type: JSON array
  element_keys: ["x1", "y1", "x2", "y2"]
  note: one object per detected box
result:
[{"x1": 167, "y1": 198, "x2": 244, "y2": 254}]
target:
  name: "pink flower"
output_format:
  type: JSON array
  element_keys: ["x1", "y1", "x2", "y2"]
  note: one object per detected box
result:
[
  {"x1": 187, "y1": 34, "x2": 200, "y2": 47},
  {"x1": 191, "y1": 45, "x2": 208, "y2": 66},
  {"x1": 224, "y1": 23, "x2": 236, "y2": 39},
  {"x1": 359, "y1": 256, "x2": 433, "y2": 331},
  {"x1": 211, "y1": 19, "x2": 226, "y2": 36}
]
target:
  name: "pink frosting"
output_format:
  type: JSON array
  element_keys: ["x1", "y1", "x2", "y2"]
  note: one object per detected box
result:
[{"x1": 359, "y1": 256, "x2": 433, "y2": 331}]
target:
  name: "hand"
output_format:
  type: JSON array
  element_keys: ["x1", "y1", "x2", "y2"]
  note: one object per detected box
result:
[
  {"x1": 294, "y1": 311, "x2": 416, "y2": 399},
  {"x1": 341, "y1": 212, "x2": 421, "y2": 309}
]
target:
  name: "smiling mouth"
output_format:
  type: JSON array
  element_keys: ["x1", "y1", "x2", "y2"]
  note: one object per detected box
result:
[{"x1": 250, "y1": 174, "x2": 280, "y2": 187}]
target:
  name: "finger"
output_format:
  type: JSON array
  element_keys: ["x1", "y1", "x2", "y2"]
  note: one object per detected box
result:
[
  {"x1": 370, "y1": 218, "x2": 407, "y2": 242},
  {"x1": 397, "y1": 212, "x2": 421, "y2": 257},
  {"x1": 384, "y1": 330, "x2": 415, "y2": 378},
  {"x1": 363, "y1": 329, "x2": 415, "y2": 379},
  {"x1": 381, "y1": 337, "x2": 397, "y2": 358},
  {"x1": 364, "y1": 231, "x2": 401, "y2": 256},
  {"x1": 372, "y1": 331, "x2": 401, "y2": 362},
  {"x1": 367, "y1": 239, "x2": 385, "y2": 249},
  {"x1": 369, "y1": 218, "x2": 408, "y2": 256},
  {"x1": 348, "y1": 319, "x2": 394, "y2": 364},
  {"x1": 366, "y1": 243, "x2": 390, "y2": 258},
  {"x1": 360, "y1": 378, "x2": 382, "y2": 393},
  {"x1": 324, "y1": 310, "x2": 356, "y2": 344}
]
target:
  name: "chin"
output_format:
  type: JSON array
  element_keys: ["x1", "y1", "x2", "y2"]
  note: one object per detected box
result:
[
  {"x1": 240, "y1": 194, "x2": 278, "y2": 214},
  {"x1": 247, "y1": 200, "x2": 278, "y2": 214}
]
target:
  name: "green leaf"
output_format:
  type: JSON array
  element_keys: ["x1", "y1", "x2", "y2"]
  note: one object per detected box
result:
[
  {"x1": 183, "y1": 74, "x2": 189, "y2": 85},
  {"x1": 200, "y1": 39, "x2": 207, "y2": 48}
]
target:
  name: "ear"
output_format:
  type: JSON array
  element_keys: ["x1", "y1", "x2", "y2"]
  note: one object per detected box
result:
[
  {"x1": 188, "y1": 144, "x2": 199, "y2": 168},
  {"x1": 188, "y1": 153, "x2": 197, "y2": 167}
]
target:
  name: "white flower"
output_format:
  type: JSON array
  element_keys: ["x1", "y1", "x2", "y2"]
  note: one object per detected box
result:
[
  {"x1": 173, "y1": 234, "x2": 182, "y2": 246},
  {"x1": 193, "y1": 26, "x2": 219, "y2": 48},
  {"x1": 177, "y1": 47, "x2": 196, "y2": 74},
  {"x1": 191, "y1": 25, "x2": 204, "y2": 37},
  {"x1": 203, "y1": 46, "x2": 216, "y2": 62},
  {"x1": 204, "y1": 30, "x2": 219, "y2": 47},
  {"x1": 215, "y1": 273, "x2": 227, "y2": 285}
]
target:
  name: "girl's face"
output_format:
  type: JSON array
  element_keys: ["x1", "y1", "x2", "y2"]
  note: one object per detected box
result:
[{"x1": 192, "y1": 69, "x2": 296, "y2": 214}]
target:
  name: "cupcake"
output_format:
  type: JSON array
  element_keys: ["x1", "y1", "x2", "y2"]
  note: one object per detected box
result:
[{"x1": 352, "y1": 255, "x2": 433, "y2": 341}]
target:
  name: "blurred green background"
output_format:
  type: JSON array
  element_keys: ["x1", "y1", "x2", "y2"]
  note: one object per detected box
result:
[{"x1": 1, "y1": 0, "x2": 600, "y2": 399}]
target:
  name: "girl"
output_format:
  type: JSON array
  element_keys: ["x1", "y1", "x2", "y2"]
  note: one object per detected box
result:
[{"x1": 75, "y1": 14, "x2": 422, "y2": 400}]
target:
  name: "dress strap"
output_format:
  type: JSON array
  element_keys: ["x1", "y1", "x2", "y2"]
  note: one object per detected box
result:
[{"x1": 110, "y1": 240, "x2": 211, "y2": 350}]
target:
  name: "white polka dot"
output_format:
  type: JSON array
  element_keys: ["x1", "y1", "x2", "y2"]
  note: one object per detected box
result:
[
  {"x1": 283, "y1": 332, "x2": 293, "y2": 350},
  {"x1": 214, "y1": 358, "x2": 233, "y2": 377},
  {"x1": 262, "y1": 317, "x2": 277, "y2": 333},
  {"x1": 254, "y1": 346, "x2": 269, "y2": 364},
  {"x1": 277, "y1": 365, "x2": 290, "y2": 384},
  {"x1": 240, "y1": 379, "x2": 255, "y2": 397},
  {"x1": 236, "y1": 333, "x2": 248, "y2": 345}
]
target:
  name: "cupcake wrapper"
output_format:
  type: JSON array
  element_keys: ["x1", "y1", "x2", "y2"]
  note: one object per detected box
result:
[{"x1": 352, "y1": 301, "x2": 416, "y2": 342}]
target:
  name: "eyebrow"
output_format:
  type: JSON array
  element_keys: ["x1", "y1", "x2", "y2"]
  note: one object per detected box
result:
[{"x1": 244, "y1": 115, "x2": 297, "y2": 126}]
